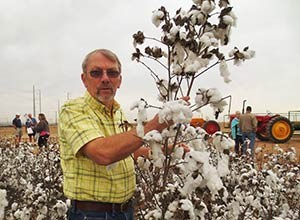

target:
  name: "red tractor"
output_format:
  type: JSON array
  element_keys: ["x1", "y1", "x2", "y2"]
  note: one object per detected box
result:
[
  {"x1": 190, "y1": 117, "x2": 221, "y2": 135},
  {"x1": 228, "y1": 100, "x2": 294, "y2": 143}
]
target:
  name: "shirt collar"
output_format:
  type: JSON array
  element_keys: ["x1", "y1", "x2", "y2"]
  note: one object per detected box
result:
[{"x1": 84, "y1": 91, "x2": 120, "y2": 115}]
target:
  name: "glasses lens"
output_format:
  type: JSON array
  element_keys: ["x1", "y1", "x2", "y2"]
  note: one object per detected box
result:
[
  {"x1": 90, "y1": 70, "x2": 103, "y2": 78},
  {"x1": 106, "y1": 70, "x2": 120, "y2": 78},
  {"x1": 89, "y1": 69, "x2": 120, "y2": 78}
]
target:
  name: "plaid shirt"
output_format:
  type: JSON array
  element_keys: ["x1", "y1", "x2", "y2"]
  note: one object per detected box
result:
[{"x1": 58, "y1": 91, "x2": 135, "y2": 203}]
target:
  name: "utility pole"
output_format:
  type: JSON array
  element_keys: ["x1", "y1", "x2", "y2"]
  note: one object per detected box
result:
[
  {"x1": 39, "y1": 89, "x2": 42, "y2": 113},
  {"x1": 33, "y1": 85, "x2": 36, "y2": 117}
]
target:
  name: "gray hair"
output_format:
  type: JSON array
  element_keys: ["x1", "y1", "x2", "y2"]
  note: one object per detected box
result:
[{"x1": 81, "y1": 49, "x2": 122, "y2": 73}]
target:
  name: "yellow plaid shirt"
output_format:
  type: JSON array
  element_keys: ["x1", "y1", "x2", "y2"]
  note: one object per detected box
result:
[{"x1": 58, "y1": 91, "x2": 136, "y2": 203}]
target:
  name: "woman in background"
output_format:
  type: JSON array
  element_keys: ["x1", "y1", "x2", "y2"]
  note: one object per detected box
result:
[{"x1": 35, "y1": 113, "x2": 50, "y2": 147}]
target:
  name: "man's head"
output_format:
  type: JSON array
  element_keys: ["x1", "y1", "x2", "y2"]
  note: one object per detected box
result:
[
  {"x1": 28, "y1": 113, "x2": 32, "y2": 118},
  {"x1": 235, "y1": 110, "x2": 241, "y2": 118},
  {"x1": 16, "y1": 113, "x2": 20, "y2": 118},
  {"x1": 81, "y1": 49, "x2": 122, "y2": 108},
  {"x1": 246, "y1": 106, "x2": 252, "y2": 112}
]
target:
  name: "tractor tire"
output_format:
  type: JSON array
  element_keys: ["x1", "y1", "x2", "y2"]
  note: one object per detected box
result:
[
  {"x1": 202, "y1": 120, "x2": 220, "y2": 135},
  {"x1": 256, "y1": 132, "x2": 269, "y2": 141},
  {"x1": 266, "y1": 116, "x2": 294, "y2": 143}
]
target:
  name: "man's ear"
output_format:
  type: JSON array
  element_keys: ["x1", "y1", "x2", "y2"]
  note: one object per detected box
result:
[
  {"x1": 117, "y1": 75, "x2": 122, "y2": 88},
  {"x1": 81, "y1": 73, "x2": 87, "y2": 88}
]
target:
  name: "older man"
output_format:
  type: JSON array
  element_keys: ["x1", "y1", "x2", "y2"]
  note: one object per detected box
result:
[{"x1": 59, "y1": 49, "x2": 174, "y2": 220}]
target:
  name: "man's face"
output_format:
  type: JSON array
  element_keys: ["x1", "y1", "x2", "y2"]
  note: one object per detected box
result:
[{"x1": 81, "y1": 52, "x2": 122, "y2": 107}]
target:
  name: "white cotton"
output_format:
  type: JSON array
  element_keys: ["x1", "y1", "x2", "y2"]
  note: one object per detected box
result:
[
  {"x1": 199, "y1": 35, "x2": 211, "y2": 48},
  {"x1": 136, "y1": 124, "x2": 144, "y2": 138},
  {"x1": 152, "y1": 10, "x2": 164, "y2": 27},
  {"x1": 167, "y1": 201, "x2": 179, "y2": 212},
  {"x1": 0, "y1": 189, "x2": 8, "y2": 220},
  {"x1": 192, "y1": 0, "x2": 202, "y2": 5},
  {"x1": 241, "y1": 50, "x2": 255, "y2": 59},
  {"x1": 143, "y1": 130, "x2": 165, "y2": 168},
  {"x1": 130, "y1": 99, "x2": 147, "y2": 137},
  {"x1": 137, "y1": 157, "x2": 151, "y2": 171},
  {"x1": 201, "y1": 0, "x2": 215, "y2": 14},
  {"x1": 180, "y1": 173, "x2": 203, "y2": 196},
  {"x1": 204, "y1": 165, "x2": 224, "y2": 197},
  {"x1": 217, "y1": 154, "x2": 230, "y2": 177},
  {"x1": 158, "y1": 99, "x2": 192, "y2": 124},
  {"x1": 20, "y1": 207, "x2": 31, "y2": 220},
  {"x1": 228, "y1": 47, "x2": 239, "y2": 57},
  {"x1": 222, "y1": 15, "x2": 234, "y2": 26},
  {"x1": 11, "y1": 203, "x2": 18, "y2": 211},
  {"x1": 266, "y1": 170, "x2": 280, "y2": 190},
  {"x1": 180, "y1": 199, "x2": 196, "y2": 219},
  {"x1": 36, "y1": 214, "x2": 46, "y2": 220},
  {"x1": 219, "y1": 60, "x2": 231, "y2": 83},
  {"x1": 173, "y1": 43, "x2": 185, "y2": 64},
  {"x1": 255, "y1": 146, "x2": 262, "y2": 153},
  {"x1": 173, "y1": 146, "x2": 184, "y2": 160},
  {"x1": 212, "y1": 132, "x2": 235, "y2": 152},
  {"x1": 54, "y1": 200, "x2": 68, "y2": 217},
  {"x1": 207, "y1": 88, "x2": 222, "y2": 103}
]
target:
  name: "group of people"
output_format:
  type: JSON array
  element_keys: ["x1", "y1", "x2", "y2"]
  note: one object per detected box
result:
[
  {"x1": 230, "y1": 106, "x2": 258, "y2": 157},
  {"x1": 12, "y1": 112, "x2": 50, "y2": 147}
]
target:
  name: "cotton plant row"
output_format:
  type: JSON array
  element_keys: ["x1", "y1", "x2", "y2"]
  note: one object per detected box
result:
[
  {"x1": 0, "y1": 143, "x2": 68, "y2": 220},
  {"x1": 0, "y1": 140, "x2": 299, "y2": 219}
]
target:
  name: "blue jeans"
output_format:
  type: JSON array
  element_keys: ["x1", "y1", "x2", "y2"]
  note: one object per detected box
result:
[
  {"x1": 242, "y1": 132, "x2": 256, "y2": 157},
  {"x1": 68, "y1": 204, "x2": 134, "y2": 220}
]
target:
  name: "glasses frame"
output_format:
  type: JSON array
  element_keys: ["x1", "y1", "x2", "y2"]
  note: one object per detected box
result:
[{"x1": 88, "y1": 68, "x2": 120, "y2": 78}]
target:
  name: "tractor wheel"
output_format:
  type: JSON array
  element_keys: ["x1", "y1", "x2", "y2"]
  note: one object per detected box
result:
[
  {"x1": 202, "y1": 120, "x2": 220, "y2": 135},
  {"x1": 256, "y1": 132, "x2": 269, "y2": 141},
  {"x1": 266, "y1": 116, "x2": 294, "y2": 143}
]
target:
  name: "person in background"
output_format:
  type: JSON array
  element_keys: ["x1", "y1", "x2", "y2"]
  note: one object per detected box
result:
[
  {"x1": 25, "y1": 113, "x2": 37, "y2": 143},
  {"x1": 12, "y1": 113, "x2": 22, "y2": 147},
  {"x1": 230, "y1": 110, "x2": 243, "y2": 155},
  {"x1": 58, "y1": 49, "x2": 186, "y2": 220},
  {"x1": 239, "y1": 106, "x2": 257, "y2": 157},
  {"x1": 35, "y1": 113, "x2": 50, "y2": 147}
]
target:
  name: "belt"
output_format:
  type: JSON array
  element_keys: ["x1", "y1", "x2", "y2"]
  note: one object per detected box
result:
[{"x1": 72, "y1": 199, "x2": 133, "y2": 212}]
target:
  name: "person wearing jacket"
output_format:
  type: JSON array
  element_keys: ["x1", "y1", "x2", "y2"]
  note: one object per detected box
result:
[
  {"x1": 35, "y1": 113, "x2": 50, "y2": 147},
  {"x1": 230, "y1": 111, "x2": 243, "y2": 155}
]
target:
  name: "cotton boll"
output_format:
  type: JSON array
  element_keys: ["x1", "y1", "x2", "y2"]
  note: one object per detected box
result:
[
  {"x1": 207, "y1": 88, "x2": 222, "y2": 103},
  {"x1": 212, "y1": 132, "x2": 234, "y2": 152},
  {"x1": 201, "y1": 0, "x2": 215, "y2": 14},
  {"x1": 54, "y1": 200, "x2": 68, "y2": 217},
  {"x1": 222, "y1": 15, "x2": 234, "y2": 26},
  {"x1": 158, "y1": 99, "x2": 192, "y2": 124},
  {"x1": 217, "y1": 154, "x2": 230, "y2": 177},
  {"x1": 0, "y1": 189, "x2": 8, "y2": 220},
  {"x1": 152, "y1": 10, "x2": 164, "y2": 27},
  {"x1": 180, "y1": 199, "x2": 195, "y2": 219},
  {"x1": 219, "y1": 60, "x2": 231, "y2": 83}
]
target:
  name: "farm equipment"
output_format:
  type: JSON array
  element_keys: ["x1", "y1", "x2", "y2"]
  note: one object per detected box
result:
[
  {"x1": 190, "y1": 117, "x2": 220, "y2": 135},
  {"x1": 226, "y1": 99, "x2": 294, "y2": 143}
]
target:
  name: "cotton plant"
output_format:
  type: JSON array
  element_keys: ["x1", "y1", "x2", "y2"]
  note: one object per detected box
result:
[{"x1": 131, "y1": 0, "x2": 257, "y2": 219}]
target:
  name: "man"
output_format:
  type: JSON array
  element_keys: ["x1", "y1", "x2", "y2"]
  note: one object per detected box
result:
[
  {"x1": 12, "y1": 113, "x2": 22, "y2": 147},
  {"x1": 239, "y1": 106, "x2": 257, "y2": 157},
  {"x1": 59, "y1": 49, "x2": 175, "y2": 220},
  {"x1": 25, "y1": 113, "x2": 37, "y2": 143},
  {"x1": 230, "y1": 110, "x2": 242, "y2": 155}
]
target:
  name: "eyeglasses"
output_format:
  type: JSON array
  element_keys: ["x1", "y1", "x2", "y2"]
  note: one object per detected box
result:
[{"x1": 89, "y1": 68, "x2": 120, "y2": 78}]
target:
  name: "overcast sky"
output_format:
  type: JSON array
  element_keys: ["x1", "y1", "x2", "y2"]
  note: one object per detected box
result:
[{"x1": 0, "y1": 0, "x2": 299, "y2": 124}]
